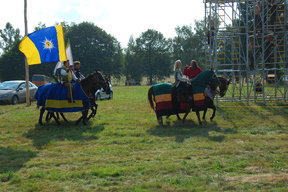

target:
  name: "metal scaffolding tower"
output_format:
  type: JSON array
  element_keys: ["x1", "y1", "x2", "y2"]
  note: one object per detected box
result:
[{"x1": 204, "y1": 0, "x2": 288, "y2": 102}]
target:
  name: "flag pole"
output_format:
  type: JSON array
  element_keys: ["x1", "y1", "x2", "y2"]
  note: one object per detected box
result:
[{"x1": 24, "y1": 0, "x2": 30, "y2": 106}]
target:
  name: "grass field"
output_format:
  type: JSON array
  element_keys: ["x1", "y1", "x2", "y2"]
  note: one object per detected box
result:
[{"x1": 0, "y1": 86, "x2": 288, "y2": 192}]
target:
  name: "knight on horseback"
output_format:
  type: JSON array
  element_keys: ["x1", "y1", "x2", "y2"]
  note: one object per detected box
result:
[
  {"x1": 183, "y1": 60, "x2": 203, "y2": 80},
  {"x1": 184, "y1": 60, "x2": 215, "y2": 101},
  {"x1": 172, "y1": 60, "x2": 191, "y2": 113},
  {"x1": 173, "y1": 60, "x2": 190, "y2": 89},
  {"x1": 73, "y1": 61, "x2": 85, "y2": 81},
  {"x1": 55, "y1": 60, "x2": 75, "y2": 102},
  {"x1": 50, "y1": 60, "x2": 99, "y2": 123}
]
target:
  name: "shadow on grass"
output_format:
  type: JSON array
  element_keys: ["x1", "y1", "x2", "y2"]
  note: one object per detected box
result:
[
  {"x1": 23, "y1": 122, "x2": 105, "y2": 149},
  {"x1": 148, "y1": 117, "x2": 237, "y2": 143},
  {"x1": 0, "y1": 147, "x2": 36, "y2": 182}
]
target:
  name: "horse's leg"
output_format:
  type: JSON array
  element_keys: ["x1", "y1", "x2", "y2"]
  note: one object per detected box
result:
[
  {"x1": 39, "y1": 107, "x2": 45, "y2": 125},
  {"x1": 82, "y1": 110, "x2": 89, "y2": 125},
  {"x1": 182, "y1": 112, "x2": 188, "y2": 122},
  {"x1": 87, "y1": 99, "x2": 98, "y2": 120},
  {"x1": 75, "y1": 113, "x2": 83, "y2": 125},
  {"x1": 93, "y1": 104, "x2": 98, "y2": 117},
  {"x1": 51, "y1": 113, "x2": 61, "y2": 125},
  {"x1": 182, "y1": 104, "x2": 191, "y2": 122},
  {"x1": 87, "y1": 104, "x2": 97, "y2": 120},
  {"x1": 202, "y1": 108, "x2": 207, "y2": 121},
  {"x1": 157, "y1": 115, "x2": 163, "y2": 125},
  {"x1": 176, "y1": 114, "x2": 182, "y2": 120},
  {"x1": 45, "y1": 112, "x2": 52, "y2": 122},
  {"x1": 196, "y1": 111, "x2": 202, "y2": 125},
  {"x1": 210, "y1": 105, "x2": 216, "y2": 121},
  {"x1": 166, "y1": 114, "x2": 180, "y2": 120},
  {"x1": 87, "y1": 108, "x2": 94, "y2": 120},
  {"x1": 60, "y1": 113, "x2": 68, "y2": 122}
]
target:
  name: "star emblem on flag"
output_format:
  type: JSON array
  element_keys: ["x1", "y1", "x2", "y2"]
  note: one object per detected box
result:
[{"x1": 42, "y1": 37, "x2": 55, "y2": 51}]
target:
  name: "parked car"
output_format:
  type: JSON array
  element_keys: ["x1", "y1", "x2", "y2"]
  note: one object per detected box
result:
[
  {"x1": 95, "y1": 82, "x2": 113, "y2": 100},
  {"x1": 0, "y1": 80, "x2": 38, "y2": 104}
]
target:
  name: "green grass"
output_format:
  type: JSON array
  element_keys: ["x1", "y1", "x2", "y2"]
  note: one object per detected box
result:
[{"x1": 0, "y1": 86, "x2": 288, "y2": 192}]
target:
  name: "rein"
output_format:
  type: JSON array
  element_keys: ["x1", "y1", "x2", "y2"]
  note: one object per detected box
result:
[
  {"x1": 80, "y1": 73, "x2": 102, "y2": 98},
  {"x1": 80, "y1": 71, "x2": 109, "y2": 98},
  {"x1": 80, "y1": 74, "x2": 93, "y2": 98}
]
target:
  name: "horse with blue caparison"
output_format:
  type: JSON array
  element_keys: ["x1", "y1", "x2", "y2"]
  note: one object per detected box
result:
[
  {"x1": 35, "y1": 71, "x2": 111, "y2": 125},
  {"x1": 44, "y1": 74, "x2": 112, "y2": 123},
  {"x1": 148, "y1": 70, "x2": 230, "y2": 125}
]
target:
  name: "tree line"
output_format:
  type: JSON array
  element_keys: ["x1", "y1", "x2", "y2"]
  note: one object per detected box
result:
[{"x1": 0, "y1": 21, "x2": 206, "y2": 84}]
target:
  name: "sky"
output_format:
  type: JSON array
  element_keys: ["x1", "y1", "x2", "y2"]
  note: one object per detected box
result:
[{"x1": 1, "y1": 0, "x2": 205, "y2": 47}]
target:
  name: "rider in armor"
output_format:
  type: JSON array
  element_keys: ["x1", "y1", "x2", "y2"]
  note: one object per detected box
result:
[
  {"x1": 57, "y1": 60, "x2": 74, "y2": 102},
  {"x1": 73, "y1": 61, "x2": 85, "y2": 81}
]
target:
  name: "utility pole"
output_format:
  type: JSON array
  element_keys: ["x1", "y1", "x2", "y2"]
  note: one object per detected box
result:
[{"x1": 24, "y1": 0, "x2": 30, "y2": 106}]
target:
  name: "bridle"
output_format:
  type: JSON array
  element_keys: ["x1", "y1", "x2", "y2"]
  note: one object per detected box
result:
[
  {"x1": 218, "y1": 77, "x2": 229, "y2": 97},
  {"x1": 93, "y1": 72, "x2": 110, "y2": 93}
]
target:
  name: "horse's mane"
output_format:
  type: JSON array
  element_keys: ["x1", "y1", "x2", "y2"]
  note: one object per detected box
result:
[{"x1": 81, "y1": 71, "x2": 101, "y2": 84}]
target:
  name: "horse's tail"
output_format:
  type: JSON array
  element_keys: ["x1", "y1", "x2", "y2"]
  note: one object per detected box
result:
[{"x1": 148, "y1": 87, "x2": 155, "y2": 111}]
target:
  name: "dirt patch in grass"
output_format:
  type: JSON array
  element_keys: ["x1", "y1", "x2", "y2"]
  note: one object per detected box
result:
[{"x1": 227, "y1": 173, "x2": 288, "y2": 184}]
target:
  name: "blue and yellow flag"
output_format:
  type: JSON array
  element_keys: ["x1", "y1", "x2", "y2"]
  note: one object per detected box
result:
[{"x1": 19, "y1": 25, "x2": 67, "y2": 65}]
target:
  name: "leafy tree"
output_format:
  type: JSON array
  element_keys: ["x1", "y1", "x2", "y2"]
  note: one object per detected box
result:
[
  {"x1": 0, "y1": 22, "x2": 21, "y2": 54},
  {"x1": 172, "y1": 24, "x2": 206, "y2": 69},
  {"x1": 124, "y1": 36, "x2": 143, "y2": 84},
  {"x1": 65, "y1": 22, "x2": 123, "y2": 77},
  {"x1": 193, "y1": 20, "x2": 207, "y2": 67},
  {"x1": 173, "y1": 25, "x2": 195, "y2": 65},
  {"x1": 0, "y1": 23, "x2": 23, "y2": 81},
  {"x1": 34, "y1": 22, "x2": 47, "y2": 31},
  {"x1": 134, "y1": 29, "x2": 172, "y2": 85},
  {"x1": 0, "y1": 39, "x2": 25, "y2": 81}
]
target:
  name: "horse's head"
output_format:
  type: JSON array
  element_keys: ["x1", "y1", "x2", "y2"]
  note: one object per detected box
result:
[
  {"x1": 90, "y1": 71, "x2": 111, "y2": 95},
  {"x1": 207, "y1": 72, "x2": 230, "y2": 97},
  {"x1": 217, "y1": 77, "x2": 230, "y2": 97}
]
